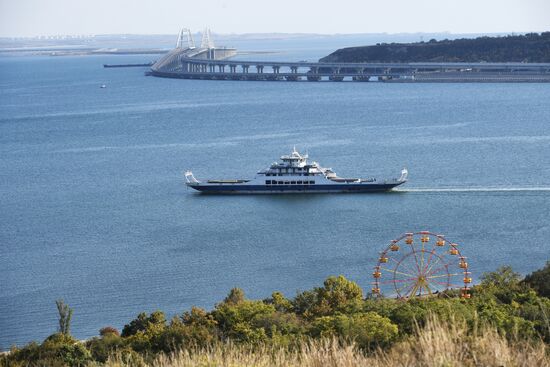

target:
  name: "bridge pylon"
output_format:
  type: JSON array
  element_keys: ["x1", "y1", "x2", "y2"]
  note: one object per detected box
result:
[
  {"x1": 176, "y1": 28, "x2": 195, "y2": 49},
  {"x1": 200, "y1": 28, "x2": 215, "y2": 49}
]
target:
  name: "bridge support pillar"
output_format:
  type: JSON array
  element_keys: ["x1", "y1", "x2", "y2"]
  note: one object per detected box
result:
[
  {"x1": 256, "y1": 65, "x2": 264, "y2": 73},
  {"x1": 242, "y1": 65, "x2": 249, "y2": 73},
  {"x1": 273, "y1": 66, "x2": 280, "y2": 74},
  {"x1": 290, "y1": 66, "x2": 298, "y2": 73},
  {"x1": 230, "y1": 65, "x2": 237, "y2": 73}
]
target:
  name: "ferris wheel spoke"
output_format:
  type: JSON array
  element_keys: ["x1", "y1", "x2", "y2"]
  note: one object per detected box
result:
[
  {"x1": 427, "y1": 263, "x2": 450, "y2": 277},
  {"x1": 381, "y1": 267, "x2": 417, "y2": 278},
  {"x1": 407, "y1": 282, "x2": 421, "y2": 298},
  {"x1": 420, "y1": 241, "x2": 425, "y2": 272},
  {"x1": 424, "y1": 282, "x2": 434, "y2": 295},
  {"x1": 378, "y1": 277, "x2": 419, "y2": 284},
  {"x1": 423, "y1": 249, "x2": 437, "y2": 273},
  {"x1": 427, "y1": 272, "x2": 462, "y2": 279},
  {"x1": 425, "y1": 254, "x2": 444, "y2": 275},
  {"x1": 430, "y1": 280, "x2": 465, "y2": 287},
  {"x1": 389, "y1": 256, "x2": 418, "y2": 275},
  {"x1": 396, "y1": 279, "x2": 417, "y2": 295},
  {"x1": 410, "y1": 245, "x2": 423, "y2": 273},
  {"x1": 425, "y1": 282, "x2": 448, "y2": 293}
]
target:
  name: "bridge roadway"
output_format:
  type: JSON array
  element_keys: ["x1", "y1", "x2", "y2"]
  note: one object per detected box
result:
[{"x1": 149, "y1": 52, "x2": 550, "y2": 82}]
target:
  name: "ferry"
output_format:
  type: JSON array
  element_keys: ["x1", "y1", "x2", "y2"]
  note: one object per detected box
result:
[{"x1": 185, "y1": 148, "x2": 408, "y2": 194}]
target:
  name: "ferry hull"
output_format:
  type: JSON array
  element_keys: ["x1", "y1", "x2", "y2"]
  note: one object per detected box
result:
[{"x1": 187, "y1": 182, "x2": 405, "y2": 194}]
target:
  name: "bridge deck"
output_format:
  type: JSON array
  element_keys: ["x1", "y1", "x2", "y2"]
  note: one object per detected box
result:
[{"x1": 149, "y1": 47, "x2": 550, "y2": 82}]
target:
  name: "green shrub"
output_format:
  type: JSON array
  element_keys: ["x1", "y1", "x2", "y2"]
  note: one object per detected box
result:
[
  {"x1": 121, "y1": 311, "x2": 166, "y2": 337},
  {"x1": 309, "y1": 312, "x2": 398, "y2": 349},
  {"x1": 293, "y1": 275, "x2": 363, "y2": 318},
  {"x1": 86, "y1": 333, "x2": 126, "y2": 363},
  {"x1": 213, "y1": 289, "x2": 277, "y2": 343},
  {"x1": 523, "y1": 261, "x2": 550, "y2": 298},
  {"x1": 4, "y1": 333, "x2": 91, "y2": 367}
]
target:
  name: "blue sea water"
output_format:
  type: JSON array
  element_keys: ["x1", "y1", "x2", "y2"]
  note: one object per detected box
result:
[{"x1": 1, "y1": 49, "x2": 550, "y2": 349}]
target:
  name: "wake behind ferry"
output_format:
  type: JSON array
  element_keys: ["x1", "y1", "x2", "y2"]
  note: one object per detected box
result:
[{"x1": 185, "y1": 148, "x2": 408, "y2": 194}]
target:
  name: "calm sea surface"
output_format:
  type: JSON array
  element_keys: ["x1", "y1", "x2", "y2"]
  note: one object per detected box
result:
[{"x1": 1, "y1": 44, "x2": 550, "y2": 348}]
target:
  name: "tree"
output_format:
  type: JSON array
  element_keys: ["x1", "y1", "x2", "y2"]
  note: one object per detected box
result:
[
  {"x1": 223, "y1": 287, "x2": 245, "y2": 305},
  {"x1": 99, "y1": 326, "x2": 120, "y2": 337},
  {"x1": 213, "y1": 299, "x2": 276, "y2": 343},
  {"x1": 523, "y1": 261, "x2": 550, "y2": 297},
  {"x1": 319, "y1": 275, "x2": 363, "y2": 312},
  {"x1": 264, "y1": 291, "x2": 293, "y2": 313},
  {"x1": 121, "y1": 311, "x2": 166, "y2": 337},
  {"x1": 481, "y1": 265, "x2": 522, "y2": 288},
  {"x1": 293, "y1": 275, "x2": 363, "y2": 318},
  {"x1": 479, "y1": 266, "x2": 523, "y2": 303},
  {"x1": 56, "y1": 299, "x2": 73, "y2": 335}
]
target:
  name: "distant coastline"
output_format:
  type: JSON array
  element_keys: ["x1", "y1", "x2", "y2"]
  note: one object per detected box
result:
[
  {"x1": 320, "y1": 32, "x2": 550, "y2": 63},
  {"x1": 0, "y1": 31, "x2": 517, "y2": 57}
]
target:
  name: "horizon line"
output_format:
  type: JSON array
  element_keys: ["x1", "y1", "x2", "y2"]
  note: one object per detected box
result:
[{"x1": 1, "y1": 30, "x2": 548, "y2": 40}]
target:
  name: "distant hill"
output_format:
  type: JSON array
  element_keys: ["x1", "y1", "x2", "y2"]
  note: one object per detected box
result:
[{"x1": 320, "y1": 32, "x2": 550, "y2": 63}]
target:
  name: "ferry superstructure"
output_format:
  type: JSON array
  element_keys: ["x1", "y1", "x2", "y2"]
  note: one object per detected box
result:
[{"x1": 185, "y1": 148, "x2": 408, "y2": 194}]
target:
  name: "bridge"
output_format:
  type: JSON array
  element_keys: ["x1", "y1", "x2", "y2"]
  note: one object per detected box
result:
[{"x1": 149, "y1": 29, "x2": 550, "y2": 82}]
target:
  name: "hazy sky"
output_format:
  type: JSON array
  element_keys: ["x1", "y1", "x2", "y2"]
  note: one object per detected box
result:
[{"x1": 1, "y1": 0, "x2": 549, "y2": 37}]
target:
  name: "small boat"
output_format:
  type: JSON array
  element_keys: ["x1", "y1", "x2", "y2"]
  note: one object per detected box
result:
[
  {"x1": 185, "y1": 148, "x2": 408, "y2": 194},
  {"x1": 100, "y1": 84, "x2": 107, "y2": 88}
]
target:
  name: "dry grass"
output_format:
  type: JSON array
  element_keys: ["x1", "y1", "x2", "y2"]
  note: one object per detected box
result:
[{"x1": 105, "y1": 315, "x2": 549, "y2": 367}]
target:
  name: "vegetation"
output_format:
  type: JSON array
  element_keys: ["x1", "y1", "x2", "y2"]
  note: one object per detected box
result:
[
  {"x1": 319, "y1": 32, "x2": 550, "y2": 63},
  {"x1": 2, "y1": 265, "x2": 549, "y2": 366},
  {"x1": 55, "y1": 299, "x2": 73, "y2": 336}
]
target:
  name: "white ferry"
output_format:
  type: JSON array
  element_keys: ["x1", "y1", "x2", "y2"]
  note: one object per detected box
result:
[{"x1": 185, "y1": 148, "x2": 408, "y2": 194}]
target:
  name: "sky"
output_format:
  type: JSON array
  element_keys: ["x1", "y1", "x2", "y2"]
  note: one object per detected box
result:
[{"x1": 0, "y1": 0, "x2": 549, "y2": 37}]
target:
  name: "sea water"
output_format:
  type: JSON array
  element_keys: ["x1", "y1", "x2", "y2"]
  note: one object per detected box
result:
[{"x1": 1, "y1": 48, "x2": 550, "y2": 348}]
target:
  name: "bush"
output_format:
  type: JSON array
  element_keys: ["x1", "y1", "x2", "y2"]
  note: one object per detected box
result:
[
  {"x1": 86, "y1": 333, "x2": 126, "y2": 363},
  {"x1": 4, "y1": 333, "x2": 91, "y2": 367},
  {"x1": 309, "y1": 312, "x2": 398, "y2": 349},
  {"x1": 213, "y1": 289, "x2": 277, "y2": 343},
  {"x1": 99, "y1": 326, "x2": 120, "y2": 337},
  {"x1": 523, "y1": 261, "x2": 550, "y2": 298},
  {"x1": 121, "y1": 311, "x2": 166, "y2": 337},
  {"x1": 151, "y1": 307, "x2": 219, "y2": 353},
  {"x1": 293, "y1": 275, "x2": 363, "y2": 318}
]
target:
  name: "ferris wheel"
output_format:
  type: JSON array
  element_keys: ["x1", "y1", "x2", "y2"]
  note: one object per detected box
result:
[{"x1": 371, "y1": 231, "x2": 471, "y2": 299}]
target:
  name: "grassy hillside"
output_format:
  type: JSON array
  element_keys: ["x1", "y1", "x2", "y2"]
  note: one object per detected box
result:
[
  {"x1": 2, "y1": 263, "x2": 549, "y2": 366},
  {"x1": 320, "y1": 32, "x2": 550, "y2": 63}
]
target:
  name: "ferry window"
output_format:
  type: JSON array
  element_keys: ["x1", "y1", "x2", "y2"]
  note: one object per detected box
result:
[
  {"x1": 284, "y1": 181, "x2": 290, "y2": 185},
  {"x1": 297, "y1": 181, "x2": 302, "y2": 184},
  {"x1": 291, "y1": 181, "x2": 296, "y2": 185},
  {"x1": 278, "y1": 173, "x2": 283, "y2": 176},
  {"x1": 277, "y1": 181, "x2": 282, "y2": 184},
  {"x1": 309, "y1": 181, "x2": 315, "y2": 184},
  {"x1": 266, "y1": 180, "x2": 272, "y2": 185}
]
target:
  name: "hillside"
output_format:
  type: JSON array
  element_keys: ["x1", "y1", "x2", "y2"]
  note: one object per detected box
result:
[
  {"x1": 320, "y1": 32, "x2": 550, "y2": 63},
  {"x1": 2, "y1": 263, "x2": 549, "y2": 366}
]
